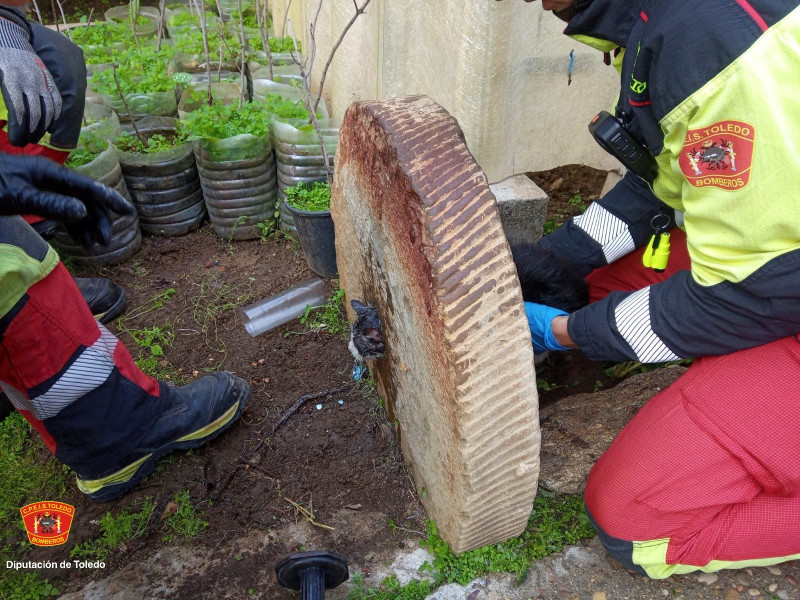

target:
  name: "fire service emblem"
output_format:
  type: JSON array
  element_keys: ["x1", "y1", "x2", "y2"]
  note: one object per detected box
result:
[
  {"x1": 20, "y1": 502, "x2": 75, "y2": 546},
  {"x1": 679, "y1": 120, "x2": 755, "y2": 190}
]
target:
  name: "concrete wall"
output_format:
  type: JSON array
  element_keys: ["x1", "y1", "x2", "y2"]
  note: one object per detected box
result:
[{"x1": 268, "y1": 0, "x2": 623, "y2": 182}]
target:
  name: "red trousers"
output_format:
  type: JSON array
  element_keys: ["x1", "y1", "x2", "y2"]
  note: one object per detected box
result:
[{"x1": 582, "y1": 229, "x2": 800, "y2": 577}]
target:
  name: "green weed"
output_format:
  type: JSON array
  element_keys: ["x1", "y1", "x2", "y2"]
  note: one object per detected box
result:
[
  {"x1": 189, "y1": 274, "x2": 254, "y2": 359},
  {"x1": 117, "y1": 288, "x2": 180, "y2": 381},
  {"x1": 162, "y1": 490, "x2": 208, "y2": 543},
  {"x1": 285, "y1": 181, "x2": 331, "y2": 212},
  {"x1": 568, "y1": 193, "x2": 587, "y2": 212},
  {"x1": 348, "y1": 573, "x2": 432, "y2": 600},
  {"x1": 0, "y1": 413, "x2": 69, "y2": 546},
  {"x1": 297, "y1": 287, "x2": 348, "y2": 339},
  {"x1": 70, "y1": 497, "x2": 154, "y2": 561},
  {"x1": 348, "y1": 491, "x2": 594, "y2": 599},
  {"x1": 542, "y1": 217, "x2": 560, "y2": 236},
  {"x1": 0, "y1": 572, "x2": 60, "y2": 600}
]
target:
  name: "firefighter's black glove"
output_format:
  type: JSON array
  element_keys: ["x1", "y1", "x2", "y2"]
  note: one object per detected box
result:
[{"x1": 0, "y1": 153, "x2": 134, "y2": 247}]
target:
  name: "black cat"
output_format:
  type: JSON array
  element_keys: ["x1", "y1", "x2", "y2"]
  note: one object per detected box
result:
[
  {"x1": 349, "y1": 299, "x2": 386, "y2": 361},
  {"x1": 508, "y1": 242, "x2": 589, "y2": 313}
]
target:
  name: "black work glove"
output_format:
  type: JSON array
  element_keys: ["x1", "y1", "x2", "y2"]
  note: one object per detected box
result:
[
  {"x1": 0, "y1": 17, "x2": 62, "y2": 147},
  {"x1": 0, "y1": 153, "x2": 134, "y2": 248}
]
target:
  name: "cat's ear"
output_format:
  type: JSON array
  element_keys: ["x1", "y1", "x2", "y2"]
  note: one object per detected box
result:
[{"x1": 351, "y1": 299, "x2": 369, "y2": 315}]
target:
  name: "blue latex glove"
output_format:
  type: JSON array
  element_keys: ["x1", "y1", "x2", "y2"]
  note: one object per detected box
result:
[{"x1": 524, "y1": 302, "x2": 570, "y2": 354}]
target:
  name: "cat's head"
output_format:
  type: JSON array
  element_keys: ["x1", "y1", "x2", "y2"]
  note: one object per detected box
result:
[{"x1": 348, "y1": 299, "x2": 385, "y2": 361}]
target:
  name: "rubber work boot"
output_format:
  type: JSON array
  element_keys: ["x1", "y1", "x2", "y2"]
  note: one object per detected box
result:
[
  {"x1": 76, "y1": 372, "x2": 251, "y2": 502},
  {"x1": 73, "y1": 277, "x2": 128, "y2": 325},
  {"x1": 30, "y1": 219, "x2": 60, "y2": 240}
]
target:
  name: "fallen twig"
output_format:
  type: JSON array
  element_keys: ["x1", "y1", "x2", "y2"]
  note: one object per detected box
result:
[
  {"x1": 212, "y1": 385, "x2": 349, "y2": 500},
  {"x1": 243, "y1": 385, "x2": 349, "y2": 460},
  {"x1": 285, "y1": 496, "x2": 334, "y2": 531}
]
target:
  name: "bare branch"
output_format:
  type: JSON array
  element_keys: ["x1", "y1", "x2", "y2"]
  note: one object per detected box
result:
[
  {"x1": 112, "y1": 64, "x2": 146, "y2": 146},
  {"x1": 281, "y1": 0, "x2": 293, "y2": 39},
  {"x1": 30, "y1": 0, "x2": 43, "y2": 25},
  {"x1": 156, "y1": 0, "x2": 166, "y2": 52},
  {"x1": 54, "y1": 0, "x2": 68, "y2": 31},
  {"x1": 237, "y1": 0, "x2": 246, "y2": 108},
  {"x1": 314, "y1": 0, "x2": 372, "y2": 114},
  {"x1": 129, "y1": 0, "x2": 142, "y2": 52},
  {"x1": 199, "y1": 0, "x2": 213, "y2": 105},
  {"x1": 287, "y1": 18, "x2": 332, "y2": 182},
  {"x1": 255, "y1": 0, "x2": 273, "y2": 80},
  {"x1": 49, "y1": 0, "x2": 59, "y2": 32}
]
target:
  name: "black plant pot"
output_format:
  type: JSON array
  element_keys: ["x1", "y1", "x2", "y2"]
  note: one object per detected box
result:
[{"x1": 284, "y1": 199, "x2": 338, "y2": 279}]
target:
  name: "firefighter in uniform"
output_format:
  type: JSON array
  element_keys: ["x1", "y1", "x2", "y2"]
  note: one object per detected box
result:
[{"x1": 507, "y1": 0, "x2": 800, "y2": 579}]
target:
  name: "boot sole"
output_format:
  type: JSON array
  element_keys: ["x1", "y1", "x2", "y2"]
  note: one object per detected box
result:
[{"x1": 77, "y1": 378, "x2": 250, "y2": 502}]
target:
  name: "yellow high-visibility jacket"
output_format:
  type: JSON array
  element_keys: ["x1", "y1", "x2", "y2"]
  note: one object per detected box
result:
[{"x1": 541, "y1": 0, "x2": 800, "y2": 362}]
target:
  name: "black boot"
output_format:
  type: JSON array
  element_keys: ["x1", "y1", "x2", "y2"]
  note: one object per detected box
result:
[
  {"x1": 30, "y1": 219, "x2": 60, "y2": 240},
  {"x1": 75, "y1": 372, "x2": 251, "y2": 502},
  {"x1": 74, "y1": 277, "x2": 128, "y2": 324}
]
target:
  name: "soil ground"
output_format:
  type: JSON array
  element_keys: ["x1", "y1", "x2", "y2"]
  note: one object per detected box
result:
[{"x1": 15, "y1": 164, "x2": 704, "y2": 599}]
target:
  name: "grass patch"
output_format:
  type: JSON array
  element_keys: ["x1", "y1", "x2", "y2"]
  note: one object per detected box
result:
[
  {"x1": 348, "y1": 490, "x2": 594, "y2": 599},
  {"x1": 296, "y1": 286, "x2": 348, "y2": 339},
  {"x1": 0, "y1": 414, "x2": 69, "y2": 596},
  {"x1": 70, "y1": 497, "x2": 154, "y2": 562},
  {"x1": 161, "y1": 490, "x2": 208, "y2": 543},
  {"x1": 117, "y1": 288, "x2": 187, "y2": 382},
  {"x1": 0, "y1": 413, "x2": 69, "y2": 546},
  {"x1": 0, "y1": 572, "x2": 60, "y2": 599}
]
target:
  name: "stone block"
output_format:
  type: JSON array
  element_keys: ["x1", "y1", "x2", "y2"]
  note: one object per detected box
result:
[
  {"x1": 331, "y1": 95, "x2": 540, "y2": 554},
  {"x1": 489, "y1": 174, "x2": 549, "y2": 243}
]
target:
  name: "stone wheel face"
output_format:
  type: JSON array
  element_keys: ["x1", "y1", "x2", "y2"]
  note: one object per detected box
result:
[
  {"x1": 274, "y1": 551, "x2": 349, "y2": 590},
  {"x1": 331, "y1": 95, "x2": 541, "y2": 554}
]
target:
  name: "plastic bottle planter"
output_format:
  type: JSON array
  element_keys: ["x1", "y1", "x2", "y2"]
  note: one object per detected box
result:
[
  {"x1": 100, "y1": 86, "x2": 179, "y2": 124},
  {"x1": 53, "y1": 146, "x2": 141, "y2": 266},
  {"x1": 193, "y1": 133, "x2": 278, "y2": 241},
  {"x1": 271, "y1": 118, "x2": 339, "y2": 235},
  {"x1": 104, "y1": 6, "x2": 160, "y2": 38},
  {"x1": 82, "y1": 103, "x2": 121, "y2": 142},
  {"x1": 114, "y1": 117, "x2": 206, "y2": 237},
  {"x1": 177, "y1": 82, "x2": 242, "y2": 119},
  {"x1": 169, "y1": 54, "x2": 248, "y2": 90},
  {"x1": 284, "y1": 183, "x2": 337, "y2": 279}
]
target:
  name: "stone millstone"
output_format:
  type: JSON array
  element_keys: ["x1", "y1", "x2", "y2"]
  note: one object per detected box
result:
[{"x1": 331, "y1": 95, "x2": 540, "y2": 554}]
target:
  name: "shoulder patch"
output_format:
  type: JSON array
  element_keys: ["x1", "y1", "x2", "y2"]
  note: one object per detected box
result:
[{"x1": 679, "y1": 121, "x2": 755, "y2": 190}]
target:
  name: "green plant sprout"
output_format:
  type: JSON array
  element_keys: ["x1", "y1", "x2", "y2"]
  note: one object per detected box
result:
[
  {"x1": 298, "y1": 287, "x2": 348, "y2": 338},
  {"x1": 161, "y1": 490, "x2": 208, "y2": 542},
  {"x1": 114, "y1": 131, "x2": 185, "y2": 154},
  {"x1": 90, "y1": 46, "x2": 177, "y2": 95},
  {"x1": 179, "y1": 100, "x2": 272, "y2": 140},
  {"x1": 285, "y1": 180, "x2": 331, "y2": 212},
  {"x1": 70, "y1": 497, "x2": 154, "y2": 561},
  {"x1": 248, "y1": 35, "x2": 299, "y2": 54}
]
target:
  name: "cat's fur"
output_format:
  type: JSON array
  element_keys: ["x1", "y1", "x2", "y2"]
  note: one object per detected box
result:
[
  {"x1": 349, "y1": 299, "x2": 386, "y2": 361},
  {"x1": 509, "y1": 242, "x2": 589, "y2": 313}
]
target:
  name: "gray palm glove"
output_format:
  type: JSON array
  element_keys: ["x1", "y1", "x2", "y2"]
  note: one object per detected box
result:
[{"x1": 0, "y1": 18, "x2": 62, "y2": 147}]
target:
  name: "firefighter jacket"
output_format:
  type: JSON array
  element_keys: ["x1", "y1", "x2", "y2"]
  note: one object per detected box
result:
[{"x1": 539, "y1": 0, "x2": 800, "y2": 362}]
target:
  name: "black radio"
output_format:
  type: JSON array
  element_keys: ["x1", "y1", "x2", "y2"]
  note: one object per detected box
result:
[{"x1": 588, "y1": 111, "x2": 659, "y2": 184}]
